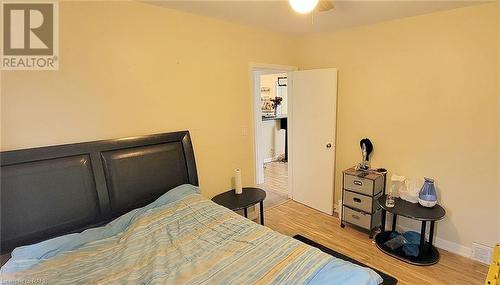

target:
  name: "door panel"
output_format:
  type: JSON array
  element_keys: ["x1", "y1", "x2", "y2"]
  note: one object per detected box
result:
[{"x1": 290, "y1": 68, "x2": 337, "y2": 214}]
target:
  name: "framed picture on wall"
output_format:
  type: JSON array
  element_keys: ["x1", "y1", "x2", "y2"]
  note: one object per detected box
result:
[{"x1": 277, "y1": 77, "x2": 287, "y2": 87}]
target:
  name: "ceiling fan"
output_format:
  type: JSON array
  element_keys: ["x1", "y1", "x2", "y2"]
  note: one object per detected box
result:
[
  {"x1": 289, "y1": 0, "x2": 335, "y2": 14},
  {"x1": 317, "y1": 1, "x2": 335, "y2": 12}
]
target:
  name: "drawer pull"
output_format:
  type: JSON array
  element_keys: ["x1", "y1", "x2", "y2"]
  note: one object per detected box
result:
[
  {"x1": 353, "y1": 198, "x2": 362, "y2": 203},
  {"x1": 351, "y1": 215, "x2": 360, "y2": 220},
  {"x1": 353, "y1": 180, "x2": 363, "y2": 186}
]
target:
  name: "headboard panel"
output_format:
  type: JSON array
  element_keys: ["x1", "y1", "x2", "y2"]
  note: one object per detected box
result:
[
  {"x1": 101, "y1": 142, "x2": 190, "y2": 217},
  {"x1": 0, "y1": 131, "x2": 198, "y2": 254}
]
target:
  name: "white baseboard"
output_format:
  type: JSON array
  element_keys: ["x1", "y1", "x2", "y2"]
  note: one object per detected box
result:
[
  {"x1": 334, "y1": 200, "x2": 343, "y2": 221},
  {"x1": 436, "y1": 237, "x2": 472, "y2": 258}
]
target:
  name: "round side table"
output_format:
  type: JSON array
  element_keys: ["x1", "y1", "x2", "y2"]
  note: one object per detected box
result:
[
  {"x1": 375, "y1": 195, "x2": 445, "y2": 266},
  {"x1": 212, "y1": 187, "x2": 266, "y2": 225}
]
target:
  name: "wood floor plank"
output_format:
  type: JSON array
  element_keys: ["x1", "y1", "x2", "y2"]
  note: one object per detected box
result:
[
  {"x1": 265, "y1": 200, "x2": 487, "y2": 285},
  {"x1": 258, "y1": 161, "x2": 289, "y2": 209}
]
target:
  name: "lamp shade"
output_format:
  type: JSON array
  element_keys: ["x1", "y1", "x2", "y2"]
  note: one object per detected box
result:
[{"x1": 289, "y1": 0, "x2": 319, "y2": 14}]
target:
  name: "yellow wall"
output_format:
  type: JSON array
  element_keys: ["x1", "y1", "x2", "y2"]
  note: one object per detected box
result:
[
  {"x1": 298, "y1": 3, "x2": 500, "y2": 248},
  {"x1": 0, "y1": 1, "x2": 298, "y2": 198},
  {"x1": 1, "y1": 0, "x2": 499, "y2": 253}
]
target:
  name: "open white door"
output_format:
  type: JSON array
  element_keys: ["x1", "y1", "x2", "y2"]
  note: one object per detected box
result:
[{"x1": 290, "y1": 68, "x2": 337, "y2": 215}]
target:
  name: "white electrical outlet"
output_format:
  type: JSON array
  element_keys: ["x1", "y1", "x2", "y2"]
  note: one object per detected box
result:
[{"x1": 471, "y1": 243, "x2": 493, "y2": 264}]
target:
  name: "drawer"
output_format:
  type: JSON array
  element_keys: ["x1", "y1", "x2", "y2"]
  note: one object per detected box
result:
[
  {"x1": 344, "y1": 174, "x2": 383, "y2": 196},
  {"x1": 343, "y1": 206, "x2": 371, "y2": 230},
  {"x1": 344, "y1": 190, "x2": 381, "y2": 213}
]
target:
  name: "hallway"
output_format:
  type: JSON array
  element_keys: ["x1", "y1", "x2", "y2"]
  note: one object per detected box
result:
[{"x1": 258, "y1": 161, "x2": 289, "y2": 210}]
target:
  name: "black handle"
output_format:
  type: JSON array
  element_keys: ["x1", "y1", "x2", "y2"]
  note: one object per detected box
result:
[
  {"x1": 352, "y1": 215, "x2": 360, "y2": 220},
  {"x1": 353, "y1": 180, "x2": 363, "y2": 186},
  {"x1": 353, "y1": 198, "x2": 361, "y2": 203},
  {"x1": 326, "y1": 143, "x2": 332, "y2": 149}
]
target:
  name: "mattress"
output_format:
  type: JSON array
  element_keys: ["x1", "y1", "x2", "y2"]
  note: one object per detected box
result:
[{"x1": 1, "y1": 184, "x2": 382, "y2": 284}]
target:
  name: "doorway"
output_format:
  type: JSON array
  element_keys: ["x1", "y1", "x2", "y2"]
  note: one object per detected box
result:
[
  {"x1": 258, "y1": 72, "x2": 289, "y2": 208},
  {"x1": 251, "y1": 64, "x2": 296, "y2": 210},
  {"x1": 251, "y1": 64, "x2": 338, "y2": 216}
]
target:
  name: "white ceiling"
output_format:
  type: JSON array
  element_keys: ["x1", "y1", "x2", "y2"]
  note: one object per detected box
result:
[{"x1": 145, "y1": 0, "x2": 488, "y2": 34}]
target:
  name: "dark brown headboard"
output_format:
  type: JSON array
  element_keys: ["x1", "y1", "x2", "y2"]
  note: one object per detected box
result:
[{"x1": 0, "y1": 131, "x2": 198, "y2": 254}]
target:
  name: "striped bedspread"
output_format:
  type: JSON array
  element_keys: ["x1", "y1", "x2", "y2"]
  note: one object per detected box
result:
[{"x1": 1, "y1": 185, "x2": 381, "y2": 284}]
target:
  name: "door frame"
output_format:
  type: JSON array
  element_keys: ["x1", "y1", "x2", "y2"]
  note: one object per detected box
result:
[{"x1": 249, "y1": 63, "x2": 297, "y2": 198}]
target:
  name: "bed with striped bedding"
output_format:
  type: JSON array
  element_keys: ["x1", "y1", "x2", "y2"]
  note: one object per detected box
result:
[{"x1": 1, "y1": 184, "x2": 381, "y2": 284}]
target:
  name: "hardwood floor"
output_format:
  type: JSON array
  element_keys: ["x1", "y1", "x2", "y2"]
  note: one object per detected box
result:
[
  {"x1": 265, "y1": 200, "x2": 488, "y2": 285},
  {"x1": 258, "y1": 161, "x2": 289, "y2": 209},
  {"x1": 261, "y1": 161, "x2": 288, "y2": 194}
]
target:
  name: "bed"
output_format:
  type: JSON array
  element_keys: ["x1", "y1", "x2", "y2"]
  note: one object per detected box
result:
[{"x1": 0, "y1": 131, "x2": 382, "y2": 284}]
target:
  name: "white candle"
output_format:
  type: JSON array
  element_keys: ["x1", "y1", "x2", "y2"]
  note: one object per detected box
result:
[{"x1": 235, "y1": 168, "x2": 243, "y2": 194}]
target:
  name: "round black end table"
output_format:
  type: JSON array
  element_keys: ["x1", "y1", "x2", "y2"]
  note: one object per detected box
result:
[
  {"x1": 211, "y1": 187, "x2": 266, "y2": 225},
  {"x1": 375, "y1": 195, "x2": 446, "y2": 266}
]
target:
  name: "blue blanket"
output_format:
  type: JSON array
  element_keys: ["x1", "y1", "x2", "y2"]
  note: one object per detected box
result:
[{"x1": 2, "y1": 184, "x2": 382, "y2": 284}]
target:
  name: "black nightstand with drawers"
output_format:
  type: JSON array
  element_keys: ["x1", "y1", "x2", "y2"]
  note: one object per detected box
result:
[{"x1": 340, "y1": 167, "x2": 386, "y2": 238}]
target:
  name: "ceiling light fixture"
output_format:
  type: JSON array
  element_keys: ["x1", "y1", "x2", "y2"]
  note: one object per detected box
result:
[{"x1": 289, "y1": 0, "x2": 319, "y2": 14}]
